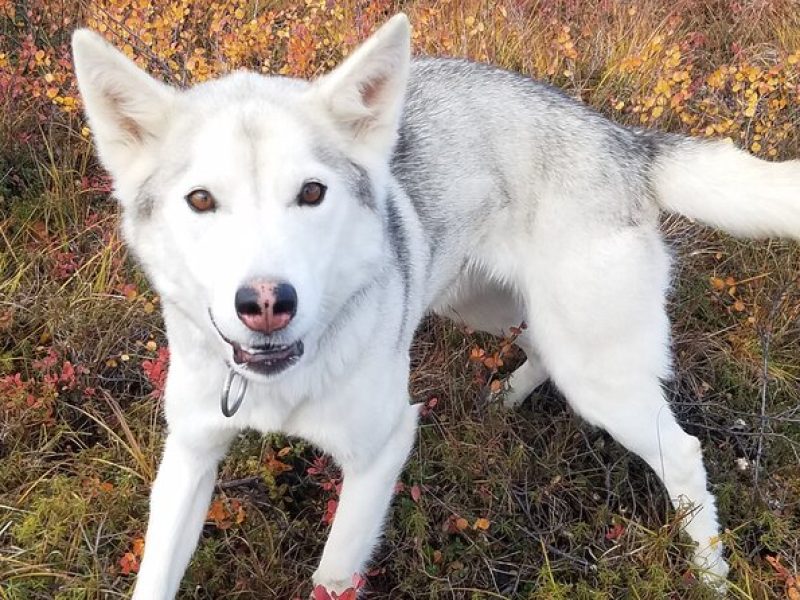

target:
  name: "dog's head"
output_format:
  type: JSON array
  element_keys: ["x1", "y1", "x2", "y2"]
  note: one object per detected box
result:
[{"x1": 72, "y1": 15, "x2": 411, "y2": 382}]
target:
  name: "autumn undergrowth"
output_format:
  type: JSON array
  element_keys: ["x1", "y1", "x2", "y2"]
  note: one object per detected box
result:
[{"x1": 1, "y1": 0, "x2": 799, "y2": 598}]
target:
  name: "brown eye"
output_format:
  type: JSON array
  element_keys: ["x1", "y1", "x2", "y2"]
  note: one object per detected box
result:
[
  {"x1": 186, "y1": 189, "x2": 216, "y2": 213},
  {"x1": 298, "y1": 181, "x2": 326, "y2": 206}
]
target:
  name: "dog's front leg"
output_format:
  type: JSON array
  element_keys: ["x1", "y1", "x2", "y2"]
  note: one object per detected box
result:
[
  {"x1": 312, "y1": 404, "x2": 418, "y2": 594},
  {"x1": 132, "y1": 430, "x2": 233, "y2": 600}
]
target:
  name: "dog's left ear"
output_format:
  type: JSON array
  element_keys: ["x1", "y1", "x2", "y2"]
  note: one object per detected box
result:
[{"x1": 311, "y1": 13, "x2": 411, "y2": 160}]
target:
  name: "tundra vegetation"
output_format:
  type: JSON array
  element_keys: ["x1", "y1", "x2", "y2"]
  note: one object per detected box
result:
[{"x1": 1, "y1": 0, "x2": 799, "y2": 598}]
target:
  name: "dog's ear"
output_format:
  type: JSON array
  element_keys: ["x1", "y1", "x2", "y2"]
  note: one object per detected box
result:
[
  {"x1": 311, "y1": 13, "x2": 411, "y2": 160},
  {"x1": 72, "y1": 30, "x2": 176, "y2": 181}
]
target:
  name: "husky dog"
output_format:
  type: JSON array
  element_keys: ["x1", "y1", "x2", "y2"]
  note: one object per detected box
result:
[{"x1": 72, "y1": 13, "x2": 799, "y2": 597}]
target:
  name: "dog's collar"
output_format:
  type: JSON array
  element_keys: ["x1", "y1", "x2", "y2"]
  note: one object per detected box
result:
[{"x1": 220, "y1": 368, "x2": 248, "y2": 417}]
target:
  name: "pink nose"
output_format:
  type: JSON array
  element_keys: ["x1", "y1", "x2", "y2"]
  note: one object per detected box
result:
[{"x1": 234, "y1": 280, "x2": 297, "y2": 334}]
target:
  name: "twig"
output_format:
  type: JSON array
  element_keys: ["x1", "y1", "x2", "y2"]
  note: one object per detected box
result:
[
  {"x1": 753, "y1": 284, "x2": 789, "y2": 491},
  {"x1": 217, "y1": 476, "x2": 262, "y2": 491}
]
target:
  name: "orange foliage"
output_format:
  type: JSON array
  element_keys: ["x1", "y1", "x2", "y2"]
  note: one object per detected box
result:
[{"x1": 1, "y1": 0, "x2": 797, "y2": 164}]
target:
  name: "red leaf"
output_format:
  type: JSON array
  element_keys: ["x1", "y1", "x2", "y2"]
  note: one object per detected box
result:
[
  {"x1": 312, "y1": 585, "x2": 332, "y2": 600},
  {"x1": 141, "y1": 347, "x2": 169, "y2": 398},
  {"x1": 118, "y1": 551, "x2": 139, "y2": 575},
  {"x1": 323, "y1": 499, "x2": 338, "y2": 526},
  {"x1": 420, "y1": 396, "x2": 439, "y2": 417},
  {"x1": 410, "y1": 484, "x2": 421, "y2": 503},
  {"x1": 605, "y1": 522, "x2": 625, "y2": 541},
  {"x1": 351, "y1": 573, "x2": 366, "y2": 589}
]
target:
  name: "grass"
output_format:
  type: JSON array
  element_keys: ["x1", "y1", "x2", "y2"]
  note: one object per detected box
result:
[{"x1": 1, "y1": 0, "x2": 799, "y2": 598}]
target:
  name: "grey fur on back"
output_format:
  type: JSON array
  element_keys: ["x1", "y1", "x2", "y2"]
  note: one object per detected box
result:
[{"x1": 390, "y1": 58, "x2": 666, "y2": 307}]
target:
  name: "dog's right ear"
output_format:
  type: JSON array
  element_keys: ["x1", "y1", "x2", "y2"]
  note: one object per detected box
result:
[
  {"x1": 309, "y1": 14, "x2": 411, "y2": 164},
  {"x1": 72, "y1": 30, "x2": 176, "y2": 181}
]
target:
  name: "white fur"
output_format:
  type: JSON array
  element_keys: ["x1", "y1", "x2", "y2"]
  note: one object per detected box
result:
[
  {"x1": 71, "y1": 30, "x2": 176, "y2": 192},
  {"x1": 655, "y1": 139, "x2": 800, "y2": 238},
  {"x1": 71, "y1": 13, "x2": 800, "y2": 598},
  {"x1": 310, "y1": 13, "x2": 411, "y2": 168}
]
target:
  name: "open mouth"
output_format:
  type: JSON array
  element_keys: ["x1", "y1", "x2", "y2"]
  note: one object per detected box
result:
[
  {"x1": 209, "y1": 310, "x2": 304, "y2": 377},
  {"x1": 230, "y1": 339, "x2": 304, "y2": 376}
]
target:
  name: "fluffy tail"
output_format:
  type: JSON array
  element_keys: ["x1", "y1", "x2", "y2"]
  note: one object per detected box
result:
[{"x1": 651, "y1": 136, "x2": 800, "y2": 239}]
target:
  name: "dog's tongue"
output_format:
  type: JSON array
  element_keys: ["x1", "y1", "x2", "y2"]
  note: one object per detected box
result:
[{"x1": 233, "y1": 345, "x2": 254, "y2": 365}]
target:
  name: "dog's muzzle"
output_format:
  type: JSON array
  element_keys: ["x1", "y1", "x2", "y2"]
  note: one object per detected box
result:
[{"x1": 209, "y1": 310, "x2": 304, "y2": 417}]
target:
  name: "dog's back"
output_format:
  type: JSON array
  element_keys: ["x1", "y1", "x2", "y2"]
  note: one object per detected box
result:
[{"x1": 391, "y1": 57, "x2": 800, "y2": 310}]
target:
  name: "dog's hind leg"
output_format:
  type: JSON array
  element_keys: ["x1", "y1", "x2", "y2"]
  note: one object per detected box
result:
[
  {"x1": 502, "y1": 335, "x2": 549, "y2": 408},
  {"x1": 436, "y1": 278, "x2": 549, "y2": 408},
  {"x1": 516, "y1": 226, "x2": 728, "y2": 589}
]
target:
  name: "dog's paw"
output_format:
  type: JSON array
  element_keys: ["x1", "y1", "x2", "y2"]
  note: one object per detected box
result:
[
  {"x1": 692, "y1": 544, "x2": 729, "y2": 594},
  {"x1": 310, "y1": 582, "x2": 350, "y2": 598},
  {"x1": 500, "y1": 383, "x2": 531, "y2": 409},
  {"x1": 311, "y1": 571, "x2": 365, "y2": 599},
  {"x1": 482, "y1": 380, "x2": 528, "y2": 410}
]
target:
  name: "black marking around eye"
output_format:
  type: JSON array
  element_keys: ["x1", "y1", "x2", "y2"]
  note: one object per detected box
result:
[{"x1": 312, "y1": 144, "x2": 376, "y2": 210}]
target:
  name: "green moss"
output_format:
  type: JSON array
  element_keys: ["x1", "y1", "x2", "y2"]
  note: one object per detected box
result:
[{"x1": 14, "y1": 477, "x2": 91, "y2": 562}]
